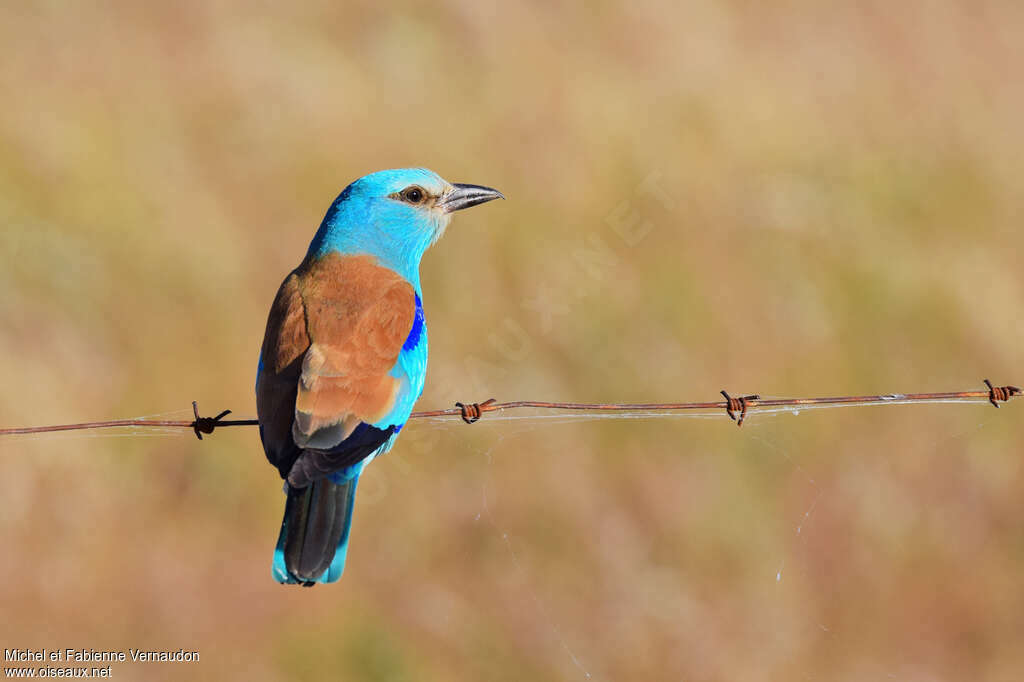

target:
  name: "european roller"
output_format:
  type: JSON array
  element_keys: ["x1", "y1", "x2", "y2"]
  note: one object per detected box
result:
[{"x1": 256, "y1": 168, "x2": 503, "y2": 585}]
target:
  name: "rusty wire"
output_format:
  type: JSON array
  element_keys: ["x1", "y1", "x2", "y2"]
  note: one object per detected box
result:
[{"x1": 0, "y1": 380, "x2": 1018, "y2": 440}]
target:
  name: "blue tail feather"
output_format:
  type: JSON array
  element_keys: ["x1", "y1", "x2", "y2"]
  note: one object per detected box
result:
[{"x1": 272, "y1": 474, "x2": 360, "y2": 585}]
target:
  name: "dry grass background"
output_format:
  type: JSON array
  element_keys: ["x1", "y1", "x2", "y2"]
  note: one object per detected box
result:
[{"x1": 1, "y1": 1, "x2": 1022, "y2": 680}]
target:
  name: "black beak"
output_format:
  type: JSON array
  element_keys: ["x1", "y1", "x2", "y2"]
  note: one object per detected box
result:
[{"x1": 438, "y1": 183, "x2": 505, "y2": 213}]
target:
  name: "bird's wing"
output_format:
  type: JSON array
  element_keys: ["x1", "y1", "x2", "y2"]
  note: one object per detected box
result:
[
  {"x1": 257, "y1": 271, "x2": 307, "y2": 479},
  {"x1": 257, "y1": 253, "x2": 416, "y2": 484}
]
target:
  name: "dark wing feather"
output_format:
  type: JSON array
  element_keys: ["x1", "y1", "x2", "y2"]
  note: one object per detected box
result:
[
  {"x1": 285, "y1": 423, "x2": 396, "y2": 488},
  {"x1": 256, "y1": 272, "x2": 307, "y2": 479}
]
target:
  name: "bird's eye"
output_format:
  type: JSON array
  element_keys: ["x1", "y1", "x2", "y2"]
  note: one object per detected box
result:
[{"x1": 401, "y1": 186, "x2": 426, "y2": 204}]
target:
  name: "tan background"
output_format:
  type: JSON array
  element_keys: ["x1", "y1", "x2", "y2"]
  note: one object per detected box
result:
[{"x1": 1, "y1": 2, "x2": 1022, "y2": 680}]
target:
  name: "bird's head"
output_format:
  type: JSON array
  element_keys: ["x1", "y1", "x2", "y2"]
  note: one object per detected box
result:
[{"x1": 307, "y1": 168, "x2": 503, "y2": 285}]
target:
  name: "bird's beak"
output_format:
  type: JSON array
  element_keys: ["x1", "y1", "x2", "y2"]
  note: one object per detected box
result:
[{"x1": 438, "y1": 183, "x2": 505, "y2": 213}]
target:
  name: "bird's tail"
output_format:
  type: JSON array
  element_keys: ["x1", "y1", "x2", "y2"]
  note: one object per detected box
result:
[{"x1": 272, "y1": 474, "x2": 359, "y2": 585}]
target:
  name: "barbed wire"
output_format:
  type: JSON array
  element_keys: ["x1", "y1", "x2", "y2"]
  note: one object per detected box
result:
[{"x1": 0, "y1": 380, "x2": 1018, "y2": 440}]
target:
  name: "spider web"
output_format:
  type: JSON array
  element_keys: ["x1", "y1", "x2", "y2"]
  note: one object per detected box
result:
[{"x1": 365, "y1": 401, "x2": 1012, "y2": 680}]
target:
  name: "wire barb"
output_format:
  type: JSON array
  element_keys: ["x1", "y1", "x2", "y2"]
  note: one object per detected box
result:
[
  {"x1": 720, "y1": 390, "x2": 760, "y2": 427},
  {"x1": 191, "y1": 401, "x2": 232, "y2": 440},
  {"x1": 984, "y1": 379, "x2": 1021, "y2": 409},
  {"x1": 0, "y1": 379, "x2": 1018, "y2": 439},
  {"x1": 455, "y1": 398, "x2": 497, "y2": 424}
]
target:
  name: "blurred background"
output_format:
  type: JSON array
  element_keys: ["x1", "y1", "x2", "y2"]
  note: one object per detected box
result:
[{"x1": 1, "y1": 1, "x2": 1022, "y2": 680}]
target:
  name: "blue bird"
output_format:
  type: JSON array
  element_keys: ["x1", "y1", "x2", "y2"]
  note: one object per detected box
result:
[{"x1": 256, "y1": 168, "x2": 503, "y2": 585}]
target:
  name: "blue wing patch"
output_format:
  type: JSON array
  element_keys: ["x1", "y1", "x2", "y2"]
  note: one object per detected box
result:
[{"x1": 403, "y1": 294, "x2": 424, "y2": 351}]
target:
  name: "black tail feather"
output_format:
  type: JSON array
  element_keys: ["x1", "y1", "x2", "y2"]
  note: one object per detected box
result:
[{"x1": 280, "y1": 478, "x2": 355, "y2": 582}]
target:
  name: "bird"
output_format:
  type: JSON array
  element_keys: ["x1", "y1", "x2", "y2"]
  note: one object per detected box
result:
[{"x1": 255, "y1": 168, "x2": 503, "y2": 585}]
